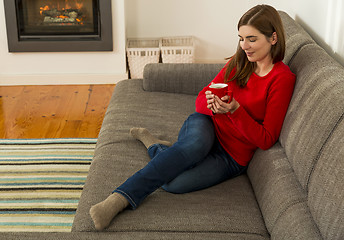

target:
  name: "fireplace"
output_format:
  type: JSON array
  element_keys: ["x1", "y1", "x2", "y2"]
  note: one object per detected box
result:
[{"x1": 4, "y1": 0, "x2": 113, "y2": 52}]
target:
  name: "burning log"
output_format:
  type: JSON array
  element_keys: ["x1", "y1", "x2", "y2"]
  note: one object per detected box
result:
[
  {"x1": 42, "y1": 8, "x2": 61, "y2": 17},
  {"x1": 42, "y1": 8, "x2": 82, "y2": 24},
  {"x1": 44, "y1": 16, "x2": 77, "y2": 23},
  {"x1": 42, "y1": 8, "x2": 82, "y2": 17}
]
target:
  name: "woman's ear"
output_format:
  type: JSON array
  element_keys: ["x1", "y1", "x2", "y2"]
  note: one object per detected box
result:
[{"x1": 271, "y1": 32, "x2": 278, "y2": 45}]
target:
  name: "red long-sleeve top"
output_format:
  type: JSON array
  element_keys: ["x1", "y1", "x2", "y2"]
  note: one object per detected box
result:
[{"x1": 196, "y1": 61, "x2": 296, "y2": 166}]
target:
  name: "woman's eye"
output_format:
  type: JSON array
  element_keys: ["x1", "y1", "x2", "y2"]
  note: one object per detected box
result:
[{"x1": 239, "y1": 38, "x2": 256, "y2": 42}]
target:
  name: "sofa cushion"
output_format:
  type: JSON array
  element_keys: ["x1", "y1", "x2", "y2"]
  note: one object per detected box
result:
[
  {"x1": 143, "y1": 63, "x2": 224, "y2": 95},
  {"x1": 1, "y1": 230, "x2": 267, "y2": 240},
  {"x1": 247, "y1": 144, "x2": 309, "y2": 233},
  {"x1": 96, "y1": 79, "x2": 195, "y2": 146},
  {"x1": 271, "y1": 201, "x2": 322, "y2": 240},
  {"x1": 278, "y1": 11, "x2": 315, "y2": 65},
  {"x1": 279, "y1": 44, "x2": 344, "y2": 190},
  {"x1": 72, "y1": 79, "x2": 269, "y2": 239},
  {"x1": 307, "y1": 117, "x2": 344, "y2": 239}
]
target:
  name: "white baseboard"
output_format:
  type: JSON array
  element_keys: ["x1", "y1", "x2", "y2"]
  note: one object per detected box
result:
[{"x1": 0, "y1": 72, "x2": 129, "y2": 86}]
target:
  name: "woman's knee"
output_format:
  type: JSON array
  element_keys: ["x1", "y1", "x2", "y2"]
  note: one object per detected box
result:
[
  {"x1": 161, "y1": 183, "x2": 188, "y2": 194},
  {"x1": 161, "y1": 172, "x2": 201, "y2": 194},
  {"x1": 187, "y1": 113, "x2": 214, "y2": 131},
  {"x1": 178, "y1": 113, "x2": 215, "y2": 150}
]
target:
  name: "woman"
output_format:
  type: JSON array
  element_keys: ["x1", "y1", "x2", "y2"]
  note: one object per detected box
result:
[{"x1": 90, "y1": 4, "x2": 296, "y2": 230}]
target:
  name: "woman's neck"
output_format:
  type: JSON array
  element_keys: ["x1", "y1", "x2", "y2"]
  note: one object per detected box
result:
[{"x1": 255, "y1": 59, "x2": 274, "y2": 77}]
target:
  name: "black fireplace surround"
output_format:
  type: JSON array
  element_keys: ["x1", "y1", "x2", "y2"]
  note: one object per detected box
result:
[{"x1": 4, "y1": 0, "x2": 113, "y2": 52}]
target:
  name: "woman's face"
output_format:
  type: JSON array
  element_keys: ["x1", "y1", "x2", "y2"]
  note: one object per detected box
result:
[{"x1": 238, "y1": 25, "x2": 276, "y2": 64}]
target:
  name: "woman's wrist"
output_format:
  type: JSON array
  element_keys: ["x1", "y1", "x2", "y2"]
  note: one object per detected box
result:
[{"x1": 229, "y1": 102, "x2": 240, "y2": 114}]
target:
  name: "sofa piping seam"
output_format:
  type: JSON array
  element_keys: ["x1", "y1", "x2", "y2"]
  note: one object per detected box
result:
[
  {"x1": 272, "y1": 199, "x2": 305, "y2": 228},
  {"x1": 271, "y1": 199, "x2": 323, "y2": 239},
  {"x1": 287, "y1": 41, "x2": 315, "y2": 66},
  {"x1": 80, "y1": 229, "x2": 269, "y2": 238}
]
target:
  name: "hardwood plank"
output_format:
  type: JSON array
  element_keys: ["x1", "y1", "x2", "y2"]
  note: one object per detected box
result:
[
  {"x1": 78, "y1": 85, "x2": 115, "y2": 138},
  {"x1": 0, "y1": 85, "x2": 115, "y2": 139}
]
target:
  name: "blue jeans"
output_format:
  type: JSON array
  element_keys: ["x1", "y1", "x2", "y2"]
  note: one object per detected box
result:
[{"x1": 114, "y1": 112, "x2": 247, "y2": 209}]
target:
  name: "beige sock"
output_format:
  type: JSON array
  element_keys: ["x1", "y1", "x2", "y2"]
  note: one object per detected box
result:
[
  {"x1": 130, "y1": 128, "x2": 172, "y2": 149},
  {"x1": 89, "y1": 192, "x2": 129, "y2": 230}
]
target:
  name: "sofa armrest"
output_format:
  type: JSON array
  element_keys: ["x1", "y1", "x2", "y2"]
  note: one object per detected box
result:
[{"x1": 143, "y1": 63, "x2": 225, "y2": 95}]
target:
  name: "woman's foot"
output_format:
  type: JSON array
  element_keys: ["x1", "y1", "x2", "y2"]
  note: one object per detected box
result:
[
  {"x1": 89, "y1": 193, "x2": 129, "y2": 230},
  {"x1": 130, "y1": 128, "x2": 172, "y2": 148}
]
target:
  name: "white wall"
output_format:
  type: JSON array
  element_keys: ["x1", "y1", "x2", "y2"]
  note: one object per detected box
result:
[
  {"x1": 253, "y1": 0, "x2": 344, "y2": 66},
  {"x1": 125, "y1": 0, "x2": 251, "y2": 63},
  {"x1": 0, "y1": 0, "x2": 127, "y2": 85},
  {"x1": 125, "y1": 0, "x2": 344, "y2": 66}
]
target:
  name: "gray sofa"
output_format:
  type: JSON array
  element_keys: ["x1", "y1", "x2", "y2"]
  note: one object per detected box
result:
[{"x1": 2, "y1": 11, "x2": 343, "y2": 240}]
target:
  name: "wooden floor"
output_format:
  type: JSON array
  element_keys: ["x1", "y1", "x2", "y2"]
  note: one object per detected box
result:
[{"x1": 0, "y1": 84, "x2": 115, "y2": 139}]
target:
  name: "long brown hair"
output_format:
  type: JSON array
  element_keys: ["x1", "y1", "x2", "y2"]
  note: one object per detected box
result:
[{"x1": 224, "y1": 5, "x2": 286, "y2": 87}]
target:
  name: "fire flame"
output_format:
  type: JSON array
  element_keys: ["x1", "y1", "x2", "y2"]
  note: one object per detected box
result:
[
  {"x1": 39, "y1": 0, "x2": 84, "y2": 17},
  {"x1": 39, "y1": 0, "x2": 85, "y2": 24},
  {"x1": 39, "y1": 5, "x2": 50, "y2": 15}
]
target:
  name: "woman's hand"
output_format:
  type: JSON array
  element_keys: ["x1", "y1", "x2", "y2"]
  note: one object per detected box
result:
[{"x1": 206, "y1": 91, "x2": 240, "y2": 114}]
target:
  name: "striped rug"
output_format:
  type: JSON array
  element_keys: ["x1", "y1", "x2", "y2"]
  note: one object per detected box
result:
[{"x1": 0, "y1": 138, "x2": 96, "y2": 232}]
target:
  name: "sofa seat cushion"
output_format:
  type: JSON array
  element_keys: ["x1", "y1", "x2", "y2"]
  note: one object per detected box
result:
[
  {"x1": 72, "y1": 79, "x2": 269, "y2": 239},
  {"x1": 97, "y1": 79, "x2": 196, "y2": 146},
  {"x1": 74, "y1": 161, "x2": 269, "y2": 238}
]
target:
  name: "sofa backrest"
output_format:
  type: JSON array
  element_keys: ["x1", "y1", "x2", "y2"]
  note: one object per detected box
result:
[
  {"x1": 143, "y1": 63, "x2": 224, "y2": 95},
  {"x1": 278, "y1": 12, "x2": 344, "y2": 240},
  {"x1": 307, "y1": 116, "x2": 344, "y2": 239},
  {"x1": 278, "y1": 11, "x2": 315, "y2": 65},
  {"x1": 278, "y1": 43, "x2": 344, "y2": 239},
  {"x1": 278, "y1": 10, "x2": 344, "y2": 189},
  {"x1": 279, "y1": 43, "x2": 344, "y2": 190}
]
